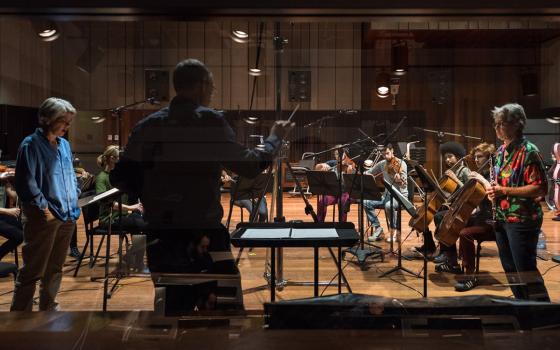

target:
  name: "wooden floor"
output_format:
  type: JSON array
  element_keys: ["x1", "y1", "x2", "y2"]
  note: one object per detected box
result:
[{"x1": 1, "y1": 193, "x2": 559, "y2": 311}]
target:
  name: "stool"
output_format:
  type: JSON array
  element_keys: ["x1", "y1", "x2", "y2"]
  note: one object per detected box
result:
[{"x1": 0, "y1": 262, "x2": 18, "y2": 281}]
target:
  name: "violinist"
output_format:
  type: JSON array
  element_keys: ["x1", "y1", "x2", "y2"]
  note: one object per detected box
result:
[
  {"x1": 364, "y1": 144, "x2": 408, "y2": 243},
  {"x1": 434, "y1": 143, "x2": 496, "y2": 292},
  {"x1": 314, "y1": 145, "x2": 354, "y2": 222},
  {"x1": 487, "y1": 103, "x2": 549, "y2": 301}
]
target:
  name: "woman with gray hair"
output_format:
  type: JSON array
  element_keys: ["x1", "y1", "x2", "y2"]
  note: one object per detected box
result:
[
  {"x1": 11, "y1": 97, "x2": 80, "y2": 311},
  {"x1": 487, "y1": 103, "x2": 550, "y2": 301}
]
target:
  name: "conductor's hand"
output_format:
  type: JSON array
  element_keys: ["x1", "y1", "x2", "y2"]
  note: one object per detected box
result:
[{"x1": 270, "y1": 120, "x2": 295, "y2": 140}]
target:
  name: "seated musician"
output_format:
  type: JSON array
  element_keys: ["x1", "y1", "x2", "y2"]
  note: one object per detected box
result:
[
  {"x1": 412, "y1": 141, "x2": 470, "y2": 259},
  {"x1": 434, "y1": 143, "x2": 496, "y2": 292},
  {"x1": 364, "y1": 144, "x2": 408, "y2": 243},
  {"x1": 96, "y1": 145, "x2": 148, "y2": 273},
  {"x1": 314, "y1": 145, "x2": 354, "y2": 222},
  {"x1": 221, "y1": 170, "x2": 269, "y2": 223},
  {"x1": 0, "y1": 174, "x2": 23, "y2": 263}
]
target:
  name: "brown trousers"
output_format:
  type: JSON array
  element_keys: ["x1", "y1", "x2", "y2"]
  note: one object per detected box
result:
[{"x1": 10, "y1": 205, "x2": 75, "y2": 311}]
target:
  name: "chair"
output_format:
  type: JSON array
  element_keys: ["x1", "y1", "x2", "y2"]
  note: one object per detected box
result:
[
  {"x1": 73, "y1": 191, "x2": 130, "y2": 277},
  {"x1": 0, "y1": 261, "x2": 17, "y2": 281}
]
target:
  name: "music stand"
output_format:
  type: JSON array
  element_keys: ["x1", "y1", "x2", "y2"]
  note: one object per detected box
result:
[
  {"x1": 342, "y1": 173, "x2": 384, "y2": 268},
  {"x1": 225, "y1": 174, "x2": 273, "y2": 230},
  {"x1": 78, "y1": 188, "x2": 124, "y2": 311},
  {"x1": 379, "y1": 180, "x2": 419, "y2": 278},
  {"x1": 413, "y1": 163, "x2": 438, "y2": 297}
]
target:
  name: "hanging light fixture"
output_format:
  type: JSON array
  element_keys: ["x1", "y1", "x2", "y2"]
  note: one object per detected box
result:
[
  {"x1": 391, "y1": 41, "x2": 408, "y2": 76},
  {"x1": 376, "y1": 72, "x2": 391, "y2": 98},
  {"x1": 243, "y1": 115, "x2": 260, "y2": 125},
  {"x1": 231, "y1": 29, "x2": 249, "y2": 44},
  {"x1": 521, "y1": 71, "x2": 538, "y2": 97},
  {"x1": 33, "y1": 20, "x2": 60, "y2": 42},
  {"x1": 248, "y1": 68, "x2": 262, "y2": 76}
]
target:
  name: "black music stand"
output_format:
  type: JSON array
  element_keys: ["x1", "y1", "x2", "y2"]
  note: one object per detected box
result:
[
  {"x1": 306, "y1": 170, "x2": 343, "y2": 223},
  {"x1": 78, "y1": 188, "x2": 124, "y2": 311},
  {"x1": 413, "y1": 162, "x2": 438, "y2": 297},
  {"x1": 225, "y1": 174, "x2": 273, "y2": 230},
  {"x1": 342, "y1": 173, "x2": 384, "y2": 269},
  {"x1": 379, "y1": 180, "x2": 419, "y2": 278}
]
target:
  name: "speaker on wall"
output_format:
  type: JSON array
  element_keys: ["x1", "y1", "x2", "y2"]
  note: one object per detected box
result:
[{"x1": 145, "y1": 69, "x2": 170, "y2": 101}]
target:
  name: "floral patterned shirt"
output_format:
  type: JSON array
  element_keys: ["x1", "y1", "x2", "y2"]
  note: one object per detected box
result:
[{"x1": 494, "y1": 137, "x2": 547, "y2": 223}]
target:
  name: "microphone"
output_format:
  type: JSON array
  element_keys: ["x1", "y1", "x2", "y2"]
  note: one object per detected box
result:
[
  {"x1": 147, "y1": 97, "x2": 161, "y2": 105},
  {"x1": 338, "y1": 109, "x2": 358, "y2": 115}
]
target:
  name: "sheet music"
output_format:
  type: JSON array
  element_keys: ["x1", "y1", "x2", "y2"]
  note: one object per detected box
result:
[
  {"x1": 241, "y1": 228, "x2": 291, "y2": 239},
  {"x1": 78, "y1": 187, "x2": 121, "y2": 208},
  {"x1": 290, "y1": 228, "x2": 339, "y2": 239}
]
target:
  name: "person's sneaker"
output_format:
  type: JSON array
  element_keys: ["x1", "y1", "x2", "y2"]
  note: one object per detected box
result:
[
  {"x1": 368, "y1": 226, "x2": 384, "y2": 242},
  {"x1": 552, "y1": 216, "x2": 560, "y2": 222},
  {"x1": 433, "y1": 252, "x2": 448, "y2": 264},
  {"x1": 410, "y1": 244, "x2": 436, "y2": 259},
  {"x1": 386, "y1": 232, "x2": 399, "y2": 243},
  {"x1": 68, "y1": 246, "x2": 81, "y2": 259},
  {"x1": 435, "y1": 262, "x2": 462, "y2": 274},
  {"x1": 455, "y1": 277, "x2": 478, "y2": 292}
]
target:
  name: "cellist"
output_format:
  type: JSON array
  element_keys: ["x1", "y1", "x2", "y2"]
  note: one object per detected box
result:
[{"x1": 434, "y1": 142, "x2": 496, "y2": 291}]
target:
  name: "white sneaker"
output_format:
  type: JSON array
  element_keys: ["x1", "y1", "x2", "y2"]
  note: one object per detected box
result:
[
  {"x1": 368, "y1": 226, "x2": 384, "y2": 242},
  {"x1": 385, "y1": 233, "x2": 399, "y2": 243}
]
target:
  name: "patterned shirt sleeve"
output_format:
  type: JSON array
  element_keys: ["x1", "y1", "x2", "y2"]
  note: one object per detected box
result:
[{"x1": 523, "y1": 151, "x2": 546, "y2": 187}]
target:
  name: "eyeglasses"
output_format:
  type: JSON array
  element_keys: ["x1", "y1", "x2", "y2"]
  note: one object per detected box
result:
[{"x1": 493, "y1": 121, "x2": 513, "y2": 129}]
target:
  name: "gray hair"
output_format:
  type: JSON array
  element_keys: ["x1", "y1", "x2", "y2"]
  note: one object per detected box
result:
[
  {"x1": 491, "y1": 103, "x2": 527, "y2": 133},
  {"x1": 173, "y1": 59, "x2": 212, "y2": 93},
  {"x1": 38, "y1": 97, "x2": 76, "y2": 127}
]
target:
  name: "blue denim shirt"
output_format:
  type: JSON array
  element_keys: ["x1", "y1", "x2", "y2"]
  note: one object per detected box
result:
[{"x1": 15, "y1": 128, "x2": 80, "y2": 222}]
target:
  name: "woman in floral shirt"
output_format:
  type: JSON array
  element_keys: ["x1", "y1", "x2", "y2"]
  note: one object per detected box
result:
[{"x1": 487, "y1": 103, "x2": 550, "y2": 302}]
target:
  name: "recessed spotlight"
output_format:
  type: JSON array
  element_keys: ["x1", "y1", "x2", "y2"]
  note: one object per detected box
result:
[{"x1": 33, "y1": 20, "x2": 60, "y2": 42}]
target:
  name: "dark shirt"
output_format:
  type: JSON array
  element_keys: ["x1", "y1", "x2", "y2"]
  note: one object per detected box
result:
[{"x1": 110, "y1": 96, "x2": 281, "y2": 230}]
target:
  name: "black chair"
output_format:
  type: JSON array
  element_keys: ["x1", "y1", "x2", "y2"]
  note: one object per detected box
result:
[
  {"x1": 73, "y1": 192, "x2": 130, "y2": 277},
  {"x1": 0, "y1": 261, "x2": 17, "y2": 281}
]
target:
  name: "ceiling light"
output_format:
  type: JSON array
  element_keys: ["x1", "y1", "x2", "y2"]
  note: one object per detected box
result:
[
  {"x1": 91, "y1": 116, "x2": 106, "y2": 124},
  {"x1": 231, "y1": 29, "x2": 249, "y2": 43},
  {"x1": 243, "y1": 116, "x2": 260, "y2": 125},
  {"x1": 376, "y1": 72, "x2": 391, "y2": 98},
  {"x1": 33, "y1": 20, "x2": 60, "y2": 42},
  {"x1": 391, "y1": 41, "x2": 408, "y2": 76},
  {"x1": 249, "y1": 68, "x2": 262, "y2": 76},
  {"x1": 546, "y1": 117, "x2": 560, "y2": 124}
]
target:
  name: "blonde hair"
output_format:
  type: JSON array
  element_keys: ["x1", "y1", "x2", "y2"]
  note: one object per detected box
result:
[
  {"x1": 38, "y1": 97, "x2": 76, "y2": 127},
  {"x1": 97, "y1": 145, "x2": 120, "y2": 169},
  {"x1": 472, "y1": 142, "x2": 496, "y2": 157}
]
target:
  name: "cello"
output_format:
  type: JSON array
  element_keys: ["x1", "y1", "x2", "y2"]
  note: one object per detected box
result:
[{"x1": 408, "y1": 159, "x2": 464, "y2": 232}]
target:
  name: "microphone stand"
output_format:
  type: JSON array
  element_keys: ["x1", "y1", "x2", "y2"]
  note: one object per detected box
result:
[{"x1": 109, "y1": 97, "x2": 159, "y2": 148}]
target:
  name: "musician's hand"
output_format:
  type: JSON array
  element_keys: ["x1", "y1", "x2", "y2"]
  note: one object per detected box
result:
[
  {"x1": 394, "y1": 173, "x2": 403, "y2": 184},
  {"x1": 270, "y1": 120, "x2": 296, "y2": 140},
  {"x1": 315, "y1": 163, "x2": 330, "y2": 171},
  {"x1": 486, "y1": 185, "x2": 507, "y2": 201},
  {"x1": 468, "y1": 171, "x2": 480, "y2": 179},
  {"x1": 2, "y1": 207, "x2": 20, "y2": 218}
]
